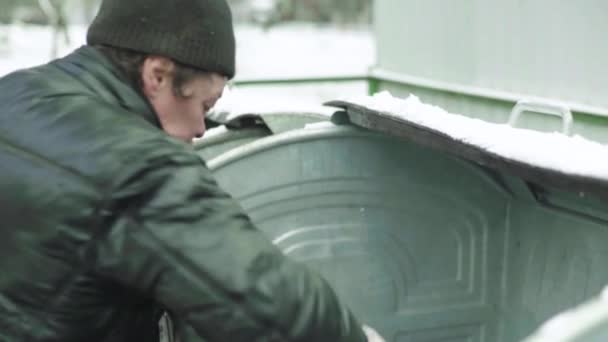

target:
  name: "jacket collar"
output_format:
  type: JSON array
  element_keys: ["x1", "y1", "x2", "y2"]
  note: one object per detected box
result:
[{"x1": 57, "y1": 45, "x2": 161, "y2": 128}]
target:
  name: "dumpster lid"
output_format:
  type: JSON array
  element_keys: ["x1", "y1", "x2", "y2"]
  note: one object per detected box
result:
[{"x1": 326, "y1": 92, "x2": 608, "y2": 200}]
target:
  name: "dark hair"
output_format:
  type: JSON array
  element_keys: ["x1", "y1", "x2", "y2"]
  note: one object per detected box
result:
[{"x1": 93, "y1": 44, "x2": 208, "y2": 98}]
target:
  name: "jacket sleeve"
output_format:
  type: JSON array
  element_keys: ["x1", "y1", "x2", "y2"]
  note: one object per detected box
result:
[{"x1": 89, "y1": 150, "x2": 367, "y2": 342}]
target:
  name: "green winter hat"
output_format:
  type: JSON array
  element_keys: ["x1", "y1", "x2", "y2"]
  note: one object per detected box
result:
[{"x1": 87, "y1": 0, "x2": 236, "y2": 79}]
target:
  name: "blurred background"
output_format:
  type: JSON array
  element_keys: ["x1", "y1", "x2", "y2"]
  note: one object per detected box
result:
[
  {"x1": 1, "y1": 1, "x2": 604, "y2": 137},
  {"x1": 0, "y1": 0, "x2": 375, "y2": 107}
]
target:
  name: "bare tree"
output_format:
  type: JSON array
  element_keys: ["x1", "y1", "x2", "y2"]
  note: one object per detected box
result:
[
  {"x1": 261, "y1": 0, "x2": 372, "y2": 28},
  {"x1": 81, "y1": 0, "x2": 100, "y2": 23},
  {"x1": 38, "y1": 0, "x2": 69, "y2": 58}
]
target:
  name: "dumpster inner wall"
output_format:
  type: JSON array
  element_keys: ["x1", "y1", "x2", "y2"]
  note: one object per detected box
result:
[{"x1": 206, "y1": 126, "x2": 608, "y2": 342}]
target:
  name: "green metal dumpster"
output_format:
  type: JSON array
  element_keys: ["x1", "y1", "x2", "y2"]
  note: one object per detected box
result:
[
  {"x1": 371, "y1": 0, "x2": 608, "y2": 143},
  {"x1": 195, "y1": 111, "x2": 331, "y2": 161},
  {"x1": 194, "y1": 119, "x2": 271, "y2": 161},
  {"x1": 197, "y1": 96, "x2": 608, "y2": 342}
]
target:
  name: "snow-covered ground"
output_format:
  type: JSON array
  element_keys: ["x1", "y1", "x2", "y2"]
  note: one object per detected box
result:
[
  {"x1": 0, "y1": 23, "x2": 375, "y2": 107},
  {"x1": 235, "y1": 23, "x2": 374, "y2": 79},
  {"x1": 0, "y1": 23, "x2": 375, "y2": 78}
]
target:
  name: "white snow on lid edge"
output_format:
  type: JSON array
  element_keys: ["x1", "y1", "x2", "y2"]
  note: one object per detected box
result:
[{"x1": 344, "y1": 91, "x2": 608, "y2": 181}]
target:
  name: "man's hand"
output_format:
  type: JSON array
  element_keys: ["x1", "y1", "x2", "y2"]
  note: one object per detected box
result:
[{"x1": 362, "y1": 325, "x2": 386, "y2": 342}]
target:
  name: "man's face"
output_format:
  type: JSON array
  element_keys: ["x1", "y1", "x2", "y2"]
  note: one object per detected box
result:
[{"x1": 141, "y1": 56, "x2": 227, "y2": 143}]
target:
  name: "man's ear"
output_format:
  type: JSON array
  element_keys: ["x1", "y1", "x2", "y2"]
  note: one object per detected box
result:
[{"x1": 141, "y1": 56, "x2": 175, "y2": 99}]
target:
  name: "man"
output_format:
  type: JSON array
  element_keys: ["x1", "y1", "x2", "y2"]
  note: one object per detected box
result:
[{"x1": 0, "y1": 0, "x2": 385, "y2": 341}]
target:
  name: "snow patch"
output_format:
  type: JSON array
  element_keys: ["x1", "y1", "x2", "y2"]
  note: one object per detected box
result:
[
  {"x1": 0, "y1": 23, "x2": 374, "y2": 80},
  {"x1": 209, "y1": 85, "x2": 337, "y2": 122}
]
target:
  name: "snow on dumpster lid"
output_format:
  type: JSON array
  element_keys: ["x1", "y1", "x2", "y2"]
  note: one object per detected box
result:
[{"x1": 326, "y1": 91, "x2": 608, "y2": 198}]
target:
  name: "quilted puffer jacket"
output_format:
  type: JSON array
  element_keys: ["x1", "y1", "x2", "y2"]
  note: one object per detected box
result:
[{"x1": 0, "y1": 46, "x2": 366, "y2": 342}]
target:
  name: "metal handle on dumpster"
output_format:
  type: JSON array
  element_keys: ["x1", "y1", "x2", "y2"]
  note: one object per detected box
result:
[{"x1": 508, "y1": 100, "x2": 573, "y2": 136}]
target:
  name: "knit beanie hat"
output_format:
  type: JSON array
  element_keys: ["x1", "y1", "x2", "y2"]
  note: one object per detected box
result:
[{"x1": 87, "y1": 0, "x2": 236, "y2": 79}]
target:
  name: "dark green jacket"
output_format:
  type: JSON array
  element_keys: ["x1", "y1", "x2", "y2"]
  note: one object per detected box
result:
[{"x1": 0, "y1": 46, "x2": 366, "y2": 342}]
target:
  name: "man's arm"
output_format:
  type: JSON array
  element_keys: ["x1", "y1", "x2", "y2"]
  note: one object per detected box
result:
[{"x1": 90, "y1": 150, "x2": 367, "y2": 341}]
